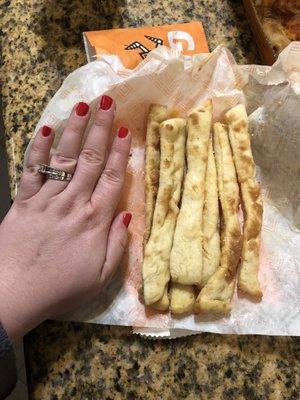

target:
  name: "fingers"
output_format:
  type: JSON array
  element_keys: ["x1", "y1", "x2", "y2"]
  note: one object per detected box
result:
[
  {"x1": 91, "y1": 127, "x2": 131, "y2": 221},
  {"x1": 16, "y1": 125, "x2": 54, "y2": 201},
  {"x1": 41, "y1": 101, "x2": 90, "y2": 197},
  {"x1": 66, "y1": 95, "x2": 115, "y2": 199},
  {"x1": 99, "y1": 212, "x2": 132, "y2": 288}
]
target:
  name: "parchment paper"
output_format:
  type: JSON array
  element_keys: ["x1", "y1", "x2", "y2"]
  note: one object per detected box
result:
[{"x1": 28, "y1": 43, "x2": 300, "y2": 336}]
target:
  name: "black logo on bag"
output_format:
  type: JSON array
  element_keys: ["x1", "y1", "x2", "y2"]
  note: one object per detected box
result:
[{"x1": 125, "y1": 36, "x2": 163, "y2": 59}]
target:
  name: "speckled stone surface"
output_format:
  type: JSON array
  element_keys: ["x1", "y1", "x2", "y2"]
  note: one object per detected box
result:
[
  {"x1": 25, "y1": 322, "x2": 299, "y2": 400},
  {"x1": 1, "y1": 1, "x2": 299, "y2": 399},
  {"x1": 1, "y1": 0, "x2": 260, "y2": 197}
]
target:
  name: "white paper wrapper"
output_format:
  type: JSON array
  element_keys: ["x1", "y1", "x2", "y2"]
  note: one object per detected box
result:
[{"x1": 28, "y1": 43, "x2": 300, "y2": 337}]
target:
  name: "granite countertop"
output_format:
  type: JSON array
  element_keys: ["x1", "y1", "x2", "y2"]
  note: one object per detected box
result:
[{"x1": 1, "y1": 0, "x2": 299, "y2": 399}]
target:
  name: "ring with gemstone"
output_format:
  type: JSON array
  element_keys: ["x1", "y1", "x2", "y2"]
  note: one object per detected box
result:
[{"x1": 38, "y1": 164, "x2": 73, "y2": 182}]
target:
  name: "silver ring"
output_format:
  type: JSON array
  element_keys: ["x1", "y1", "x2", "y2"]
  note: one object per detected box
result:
[{"x1": 38, "y1": 164, "x2": 73, "y2": 181}]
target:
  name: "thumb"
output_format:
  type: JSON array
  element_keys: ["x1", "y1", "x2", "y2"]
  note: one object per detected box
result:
[{"x1": 99, "y1": 211, "x2": 132, "y2": 288}]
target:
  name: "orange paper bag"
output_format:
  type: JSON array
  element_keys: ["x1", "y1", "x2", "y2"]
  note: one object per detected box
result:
[{"x1": 83, "y1": 21, "x2": 209, "y2": 69}]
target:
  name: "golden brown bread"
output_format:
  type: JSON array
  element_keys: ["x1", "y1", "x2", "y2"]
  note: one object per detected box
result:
[
  {"x1": 225, "y1": 104, "x2": 263, "y2": 299},
  {"x1": 194, "y1": 267, "x2": 235, "y2": 316},
  {"x1": 170, "y1": 283, "x2": 195, "y2": 315},
  {"x1": 169, "y1": 281, "x2": 195, "y2": 314},
  {"x1": 151, "y1": 287, "x2": 170, "y2": 311},
  {"x1": 169, "y1": 101, "x2": 212, "y2": 314},
  {"x1": 201, "y1": 137, "x2": 221, "y2": 287},
  {"x1": 143, "y1": 118, "x2": 187, "y2": 306},
  {"x1": 144, "y1": 104, "x2": 168, "y2": 246},
  {"x1": 195, "y1": 122, "x2": 242, "y2": 315},
  {"x1": 144, "y1": 104, "x2": 169, "y2": 311},
  {"x1": 256, "y1": 0, "x2": 299, "y2": 54},
  {"x1": 170, "y1": 100, "x2": 212, "y2": 285}
]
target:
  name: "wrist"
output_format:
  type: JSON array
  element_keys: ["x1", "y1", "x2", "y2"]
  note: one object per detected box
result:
[{"x1": 0, "y1": 267, "x2": 45, "y2": 341}]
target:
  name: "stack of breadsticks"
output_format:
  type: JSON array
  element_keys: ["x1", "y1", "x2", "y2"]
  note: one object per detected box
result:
[{"x1": 142, "y1": 101, "x2": 263, "y2": 316}]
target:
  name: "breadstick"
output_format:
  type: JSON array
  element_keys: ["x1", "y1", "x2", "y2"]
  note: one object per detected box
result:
[
  {"x1": 144, "y1": 104, "x2": 169, "y2": 310},
  {"x1": 169, "y1": 282, "x2": 195, "y2": 315},
  {"x1": 201, "y1": 137, "x2": 220, "y2": 287},
  {"x1": 151, "y1": 286, "x2": 169, "y2": 311},
  {"x1": 225, "y1": 104, "x2": 263, "y2": 299},
  {"x1": 170, "y1": 101, "x2": 212, "y2": 314},
  {"x1": 195, "y1": 267, "x2": 236, "y2": 315},
  {"x1": 170, "y1": 100, "x2": 212, "y2": 285},
  {"x1": 143, "y1": 118, "x2": 187, "y2": 306},
  {"x1": 144, "y1": 104, "x2": 168, "y2": 246},
  {"x1": 170, "y1": 283, "x2": 195, "y2": 315},
  {"x1": 195, "y1": 123, "x2": 242, "y2": 315}
]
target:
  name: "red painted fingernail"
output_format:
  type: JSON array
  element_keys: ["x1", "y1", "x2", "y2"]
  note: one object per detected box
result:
[
  {"x1": 42, "y1": 125, "x2": 52, "y2": 137},
  {"x1": 76, "y1": 102, "x2": 89, "y2": 117},
  {"x1": 100, "y1": 95, "x2": 113, "y2": 110},
  {"x1": 123, "y1": 212, "x2": 132, "y2": 228},
  {"x1": 118, "y1": 127, "x2": 128, "y2": 138}
]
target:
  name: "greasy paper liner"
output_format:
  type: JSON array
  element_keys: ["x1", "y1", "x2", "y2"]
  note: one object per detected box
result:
[{"x1": 26, "y1": 44, "x2": 300, "y2": 337}]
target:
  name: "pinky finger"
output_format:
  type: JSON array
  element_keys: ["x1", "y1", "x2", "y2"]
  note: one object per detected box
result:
[
  {"x1": 17, "y1": 125, "x2": 54, "y2": 201},
  {"x1": 99, "y1": 212, "x2": 132, "y2": 288}
]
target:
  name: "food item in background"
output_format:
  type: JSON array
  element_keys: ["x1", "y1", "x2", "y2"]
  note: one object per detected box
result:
[
  {"x1": 144, "y1": 104, "x2": 168, "y2": 246},
  {"x1": 170, "y1": 100, "x2": 212, "y2": 286},
  {"x1": 201, "y1": 137, "x2": 221, "y2": 287},
  {"x1": 255, "y1": 0, "x2": 300, "y2": 54},
  {"x1": 261, "y1": 17, "x2": 291, "y2": 52},
  {"x1": 170, "y1": 283, "x2": 195, "y2": 314},
  {"x1": 226, "y1": 104, "x2": 263, "y2": 299},
  {"x1": 143, "y1": 118, "x2": 187, "y2": 306},
  {"x1": 195, "y1": 123, "x2": 242, "y2": 316}
]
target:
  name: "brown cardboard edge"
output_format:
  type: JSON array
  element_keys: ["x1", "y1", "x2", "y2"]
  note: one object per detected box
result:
[{"x1": 242, "y1": 0, "x2": 276, "y2": 65}]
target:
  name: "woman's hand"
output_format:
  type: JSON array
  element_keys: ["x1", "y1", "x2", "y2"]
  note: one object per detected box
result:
[{"x1": 0, "y1": 95, "x2": 132, "y2": 340}]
